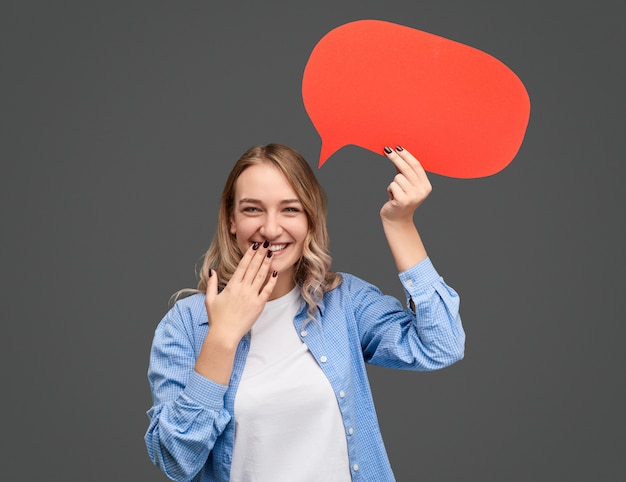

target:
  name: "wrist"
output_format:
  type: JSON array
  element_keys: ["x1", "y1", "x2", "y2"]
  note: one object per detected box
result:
[
  {"x1": 381, "y1": 218, "x2": 428, "y2": 272},
  {"x1": 204, "y1": 327, "x2": 242, "y2": 352},
  {"x1": 195, "y1": 330, "x2": 240, "y2": 385},
  {"x1": 380, "y1": 215, "x2": 415, "y2": 231}
]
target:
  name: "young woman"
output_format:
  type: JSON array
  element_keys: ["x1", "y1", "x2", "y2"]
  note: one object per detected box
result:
[{"x1": 145, "y1": 144, "x2": 465, "y2": 481}]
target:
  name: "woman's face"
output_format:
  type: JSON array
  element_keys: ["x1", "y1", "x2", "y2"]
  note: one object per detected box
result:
[{"x1": 230, "y1": 163, "x2": 308, "y2": 292}]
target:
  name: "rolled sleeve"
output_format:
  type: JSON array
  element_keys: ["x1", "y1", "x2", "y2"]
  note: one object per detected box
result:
[
  {"x1": 145, "y1": 302, "x2": 231, "y2": 481},
  {"x1": 184, "y1": 370, "x2": 229, "y2": 410},
  {"x1": 355, "y1": 257, "x2": 465, "y2": 370},
  {"x1": 400, "y1": 257, "x2": 465, "y2": 366}
]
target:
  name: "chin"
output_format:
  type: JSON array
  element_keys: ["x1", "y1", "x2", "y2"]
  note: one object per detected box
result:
[{"x1": 275, "y1": 261, "x2": 297, "y2": 277}]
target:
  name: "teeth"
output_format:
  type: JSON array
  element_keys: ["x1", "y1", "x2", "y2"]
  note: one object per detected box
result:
[{"x1": 269, "y1": 244, "x2": 286, "y2": 251}]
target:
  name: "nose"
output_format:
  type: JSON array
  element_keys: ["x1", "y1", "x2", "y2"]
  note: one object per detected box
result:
[{"x1": 259, "y1": 212, "x2": 283, "y2": 240}]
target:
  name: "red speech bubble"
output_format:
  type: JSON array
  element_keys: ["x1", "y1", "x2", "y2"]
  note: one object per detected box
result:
[{"x1": 302, "y1": 20, "x2": 530, "y2": 178}]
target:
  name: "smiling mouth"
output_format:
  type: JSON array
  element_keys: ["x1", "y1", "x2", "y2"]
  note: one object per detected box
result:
[{"x1": 251, "y1": 242, "x2": 289, "y2": 252}]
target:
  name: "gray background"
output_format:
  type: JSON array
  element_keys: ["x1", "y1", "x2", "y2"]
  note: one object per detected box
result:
[{"x1": 2, "y1": 1, "x2": 624, "y2": 481}]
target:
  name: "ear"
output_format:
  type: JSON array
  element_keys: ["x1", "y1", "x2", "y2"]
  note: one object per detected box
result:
[{"x1": 229, "y1": 216, "x2": 236, "y2": 235}]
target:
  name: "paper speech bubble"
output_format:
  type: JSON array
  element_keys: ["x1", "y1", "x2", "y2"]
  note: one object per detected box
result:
[{"x1": 302, "y1": 20, "x2": 530, "y2": 178}]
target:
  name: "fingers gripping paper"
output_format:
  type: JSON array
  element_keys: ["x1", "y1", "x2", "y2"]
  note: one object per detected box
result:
[{"x1": 302, "y1": 20, "x2": 530, "y2": 178}]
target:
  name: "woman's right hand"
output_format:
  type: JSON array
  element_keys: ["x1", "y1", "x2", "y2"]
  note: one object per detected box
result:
[{"x1": 204, "y1": 241, "x2": 278, "y2": 346}]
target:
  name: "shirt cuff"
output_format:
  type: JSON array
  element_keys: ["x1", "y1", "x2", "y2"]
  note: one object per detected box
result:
[
  {"x1": 398, "y1": 257, "x2": 441, "y2": 292},
  {"x1": 183, "y1": 370, "x2": 229, "y2": 410}
]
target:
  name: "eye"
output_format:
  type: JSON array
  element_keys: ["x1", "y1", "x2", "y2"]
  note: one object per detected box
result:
[
  {"x1": 242, "y1": 206, "x2": 261, "y2": 213},
  {"x1": 284, "y1": 206, "x2": 301, "y2": 213}
]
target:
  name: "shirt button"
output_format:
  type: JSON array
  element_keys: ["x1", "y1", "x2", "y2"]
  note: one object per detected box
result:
[
  {"x1": 348, "y1": 427, "x2": 354, "y2": 435},
  {"x1": 406, "y1": 279, "x2": 413, "y2": 287},
  {"x1": 300, "y1": 330, "x2": 307, "y2": 337},
  {"x1": 339, "y1": 390, "x2": 345, "y2": 398},
  {"x1": 320, "y1": 356, "x2": 327, "y2": 363},
  {"x1": 353, "y1": 464, "x2": 359, "y2": 471}
]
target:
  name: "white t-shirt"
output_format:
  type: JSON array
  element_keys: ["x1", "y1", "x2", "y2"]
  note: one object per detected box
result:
[{"x1": 230, "y1": 287, "x2": 351, "y2": 482}]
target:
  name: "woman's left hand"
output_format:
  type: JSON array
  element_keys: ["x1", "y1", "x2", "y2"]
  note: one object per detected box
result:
[{"x1": 380, "y1": 146, "x2": 432, "y2": 223}]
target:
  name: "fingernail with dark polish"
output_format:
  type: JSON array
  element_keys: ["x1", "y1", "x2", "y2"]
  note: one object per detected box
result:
[
  {"x1": 208, "y1": 269, "x2": 213, "y2": 277},
  {"x1": 395, "y1": 145, "x2": 404, "y2": 152},
  {"x1": 252, "y1": 242, "x2": 260, "y2": 250},
  {"x1": 267, "y1": 250, "x2": 273, "y2": 258},
  {"x1": 263, "y1": 240, "x2": 270, "y2": 248},
  {"x1": 384, "y1": 146, "x2": 393, "y2": 154},
  {"x1": 272, "y1": 270, "x2": 278, "y2": 278}
]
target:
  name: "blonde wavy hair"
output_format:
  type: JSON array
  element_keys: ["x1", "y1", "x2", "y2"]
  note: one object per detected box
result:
[{"x1": 176, "y1": 144, "x2": 342, "y2": 322}]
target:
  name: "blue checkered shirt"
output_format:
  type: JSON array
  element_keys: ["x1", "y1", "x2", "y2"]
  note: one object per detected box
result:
[{"x1": 146, "y1": 257, "x2": 465, "y2": 481}]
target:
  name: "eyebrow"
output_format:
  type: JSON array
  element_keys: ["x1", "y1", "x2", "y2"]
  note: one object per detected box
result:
[{"x1": 238, "y1": 198, "x2": 301, "y2": 205}]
